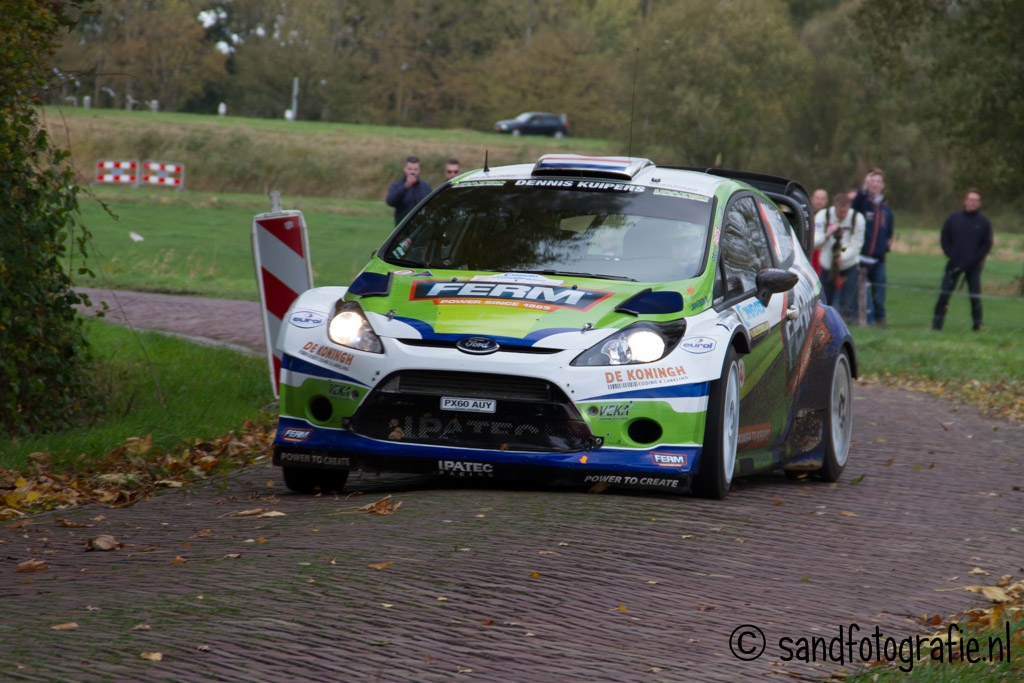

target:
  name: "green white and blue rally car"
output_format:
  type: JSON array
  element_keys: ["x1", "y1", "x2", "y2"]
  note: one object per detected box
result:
[{"x1": 273, "y1": 154, "x2": 856, "y2": 499}]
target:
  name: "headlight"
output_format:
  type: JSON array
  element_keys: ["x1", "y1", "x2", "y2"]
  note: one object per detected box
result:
[
  {"x1": 327, "y1": 301, "x2": 383, "y2": 354},
  {"x1": 571, "y1": 321, "x2": 685, "y2": 367}
]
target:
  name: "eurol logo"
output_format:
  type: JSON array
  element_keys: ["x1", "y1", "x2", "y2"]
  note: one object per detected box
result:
[
  {"x1": 289, "y1": 311, "x2": 326, "y2": 329},
  {"x1": 681, "y1": 337, "x2": 716, "y2": 354},
  {"x1": 281, "y1": 428, "x2": 314, "y2": 442}
]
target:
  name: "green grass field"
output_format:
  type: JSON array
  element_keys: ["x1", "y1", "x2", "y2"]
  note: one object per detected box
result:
[
  {"x1": 78, "y1": 185, "x2": 395, "y2": 299},
  {"x1": 1, "y1": 318, "x2": 274, "y2": 471}
]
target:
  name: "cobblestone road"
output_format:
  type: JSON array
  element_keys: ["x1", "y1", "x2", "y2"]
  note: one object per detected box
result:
[{"x1": 1, "y1": 288, "x2": 1020, "y2": 682}]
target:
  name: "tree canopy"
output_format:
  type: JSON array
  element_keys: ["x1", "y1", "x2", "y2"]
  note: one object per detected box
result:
[{"x1": 44, "y1": 0, "x2": 1024, "y2": 210}]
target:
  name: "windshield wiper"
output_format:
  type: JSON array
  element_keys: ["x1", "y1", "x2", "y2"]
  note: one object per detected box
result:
[{"x1": 523, "y1": 269, "x2": 636, "y2": 282}]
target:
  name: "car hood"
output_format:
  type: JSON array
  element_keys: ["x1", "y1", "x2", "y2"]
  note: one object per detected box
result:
[{"x1": 352, "y1": 267, "x2": 696, "y2": 350}]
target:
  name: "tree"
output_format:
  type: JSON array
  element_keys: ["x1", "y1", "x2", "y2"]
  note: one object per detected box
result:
[
  {"x1": 631, "y1": 0, "x2": 812, "y2": 171},
  {"x1": 1, "y1": 0, "x2": 96, "y2": 435},
  {"x1": 854, "y1": 0, "x2": 1024, "y2": 206},
  {"x1": 52, "y1": 0, "x2": 227, "y2": 112}
]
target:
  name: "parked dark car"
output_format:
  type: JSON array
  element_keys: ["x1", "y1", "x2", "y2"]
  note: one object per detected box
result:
[{"x1": 493, "y1": 112, "x2": 568, "y2": 138}]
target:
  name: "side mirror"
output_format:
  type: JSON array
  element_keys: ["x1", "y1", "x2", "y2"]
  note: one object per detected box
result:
[{"x1": 755, "y1": 268, "x2": 799, "y2": 306}]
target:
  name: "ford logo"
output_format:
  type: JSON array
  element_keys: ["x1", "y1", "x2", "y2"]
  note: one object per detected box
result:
[{"x1": 456, "y1": 337, "x2": 500, "y2": 355}]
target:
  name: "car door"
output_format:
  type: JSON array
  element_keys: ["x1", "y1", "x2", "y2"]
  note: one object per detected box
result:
[{"x1": 716, "y1": 194, "x2": 792, "y2": 468}]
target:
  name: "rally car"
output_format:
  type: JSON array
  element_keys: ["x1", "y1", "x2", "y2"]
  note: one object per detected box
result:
[{"x1": 272, "y1": 154, "x2": 856, "y2": 499}]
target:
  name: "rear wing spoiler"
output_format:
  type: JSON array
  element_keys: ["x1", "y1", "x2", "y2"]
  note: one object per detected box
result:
[{"x1": 676, "y1": 167, "x2": 814, "y2": 257}]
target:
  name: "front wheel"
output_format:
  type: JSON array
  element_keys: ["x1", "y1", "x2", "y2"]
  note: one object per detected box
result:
[
  {"x1": 693, "y1": 347, "x2": 740, "y2": 499},
  {"x1": 815, "y1": 349, "x2": 853, "y2": 482},
  {"x1": 282, "y1": 467, "x2": 350, "y2": 494}
]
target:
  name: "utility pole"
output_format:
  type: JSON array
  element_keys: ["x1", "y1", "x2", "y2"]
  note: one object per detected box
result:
[{"x1": 291, "y1": 77, "x2": 299, "y2": 121}]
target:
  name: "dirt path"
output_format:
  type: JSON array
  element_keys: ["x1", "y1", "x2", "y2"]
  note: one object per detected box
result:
[{"x1": 3, "y1": 289, "x2": 1019, "y2": 681}]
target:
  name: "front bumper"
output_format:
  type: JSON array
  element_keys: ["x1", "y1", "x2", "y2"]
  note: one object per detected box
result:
[{"x1": 273, "y1": 414, "x2": 698, "y2": 493}]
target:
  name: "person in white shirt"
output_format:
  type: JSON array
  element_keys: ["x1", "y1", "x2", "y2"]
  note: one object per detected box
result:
[{"x1": 814, "y1": 193, "x2": 865, "y2": 322}]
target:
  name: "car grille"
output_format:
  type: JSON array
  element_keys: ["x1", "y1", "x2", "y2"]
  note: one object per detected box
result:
[{"x1": 349, "y1": 370, "x2": 596, "y2": 452}]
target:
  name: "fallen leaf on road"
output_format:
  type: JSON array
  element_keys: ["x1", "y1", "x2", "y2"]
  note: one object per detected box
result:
[
  {"x1": 981, "y1": 586, "x2": 1011, "y2": 603},
  {"x1": 969, "y1": 567, "x2": 990, "y2": 576},
  {"x1": 850, "y1": 474, "x2": 866, "y2": 485},
  {"x1": 86, "y1": 534, "x2": 124, "y2": 551},
  {"x1": 257, "y1": 511, "x2": 286, "y2": 518},
  {"x1": 169, "y1": 556, "x2": 188, "y2": 565},
  {"x1": 839, "y1": 511, "x2": 858, "y2": 517},
  {"x1": 192, "y1": 529, "x2": 212, "y2": 538},
  {"x1": 680, "y1": 534, "x2": 697, "y2": 539},
  {"x1": 616, "y1": 605, "x2": 628, "y2": 611},
  {"x1": 131, "y1": 624, "x2": 150, "y2": 630},
  {"x1": 368, "y1": 562, "x2": 393, "y2": 570},
  {"x1": 529, "y1": 572, "x2": 540, "y2": 579},
  {"x1": 140, "y1": 652, "x2": 163, "y2": 662},
  {"x1": 358, "y1": 496, "x2": 402, "y2": 515},
  {"x1": 56, "y1": 519, "x2": 93, "y2": 528},
  {"x1": 51, "y1": 622, "x2": 78, "y2": 630},
  {"x1": 228, "y1": 508, "x2": 266, "y2": 517},
  {"x1": 15, "y1": 558, "x2": 49, "y2": 572}
]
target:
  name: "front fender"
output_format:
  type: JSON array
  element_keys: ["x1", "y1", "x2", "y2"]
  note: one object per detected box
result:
[{"x1": 276, "y1": 286, "x2": 349, "y2": 354}]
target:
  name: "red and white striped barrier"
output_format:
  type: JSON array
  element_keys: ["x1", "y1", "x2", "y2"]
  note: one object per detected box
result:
[
  {"x1": 252, "y1": 209, "x2": 314, "y2": 396},
  {"x1": 95, "y1": 159, "x2": 137, "y2": 185},
  {"x1": 140, "y1": 160, "x2": 185, "y2": 189}
]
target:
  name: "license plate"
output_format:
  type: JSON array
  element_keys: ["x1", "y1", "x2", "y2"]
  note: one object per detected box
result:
[{"x1": 441, "y1": 396, "x2": 496, "y2": 413}]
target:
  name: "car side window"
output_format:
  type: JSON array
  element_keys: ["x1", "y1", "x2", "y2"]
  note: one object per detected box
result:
[
  {"x1": 757, "y1": 198, "x2": 794, "y2": 267},
  {"x1": 720, "y1": 195, "x2": 773, "y2": 297}
]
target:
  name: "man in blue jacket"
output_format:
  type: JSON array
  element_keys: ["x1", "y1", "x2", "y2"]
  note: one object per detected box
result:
[
  {"x1": 932, "y1": 189, "x2": 993, "y2": 331},
  {"x1": 386, "y1": 155, "x2": 432, "y2": 225},
  {"x1": 852, "y1": 169, "x2": 895, "y2": 327}
]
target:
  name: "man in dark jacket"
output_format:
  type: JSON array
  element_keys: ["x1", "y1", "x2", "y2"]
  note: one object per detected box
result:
[
  {"x1": 386, "y1": 155, "x2": 432, "y2": 225},
  {"x1": 932, "y1": 189, "x2": 993, "y2": 331},
  {"x1": 852, "y1": 169, "x2": 895, "y2": 327}
]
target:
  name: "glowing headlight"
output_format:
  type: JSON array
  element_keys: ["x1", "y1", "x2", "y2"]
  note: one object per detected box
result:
[
  {"x1": 571, "y1": 321, "x2": 684, "y2": 367},
  {"x1": 327, "y1": 302, "x2": 383, "y2": 354},
  {"x1": 623, "y1": 329, "x2": 665, "y2": 362}
]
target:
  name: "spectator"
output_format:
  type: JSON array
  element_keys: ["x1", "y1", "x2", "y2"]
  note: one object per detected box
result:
[
  {"x1": 385, "y1": 155, "x2": 432, "y2": 225},
  {"x1": 809, "y1": 188, "x2": 829, "y2": 276},
  {"x1": 814, "y1": 193, "x2": 865, "y2": 321},
  {"x1": 852, "y1": 169, "x2": 895, "y2": 328},
  {"x1": 932, "y1": 189, "x2": 993, "y2": 331},
  {"x1": 444, "y1": 158, "x2": 461, "y2": 181}
]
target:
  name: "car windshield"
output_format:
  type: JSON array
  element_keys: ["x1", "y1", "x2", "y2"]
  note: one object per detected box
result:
[
  {"x1": 380, "y1": 182, "x2": 714, "y2": 282},
  {"x1": 514, "y1": 112, "x2": 535, "y2": 123}
]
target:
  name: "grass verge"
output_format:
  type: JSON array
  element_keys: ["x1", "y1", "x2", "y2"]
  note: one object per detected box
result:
[
  {"x1": 0, "y1": 319, "x2": 275, "y2": 516},
  {"x1": 840, "y1": 592, "x2": 1023, "y2": 681},
  {"x1": 848, "y1": 249, "x2": 1024, "y2": 422}
]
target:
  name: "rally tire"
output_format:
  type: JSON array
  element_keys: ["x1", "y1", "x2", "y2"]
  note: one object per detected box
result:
[
  {"x1": 816, "y1": 349, "x2": 853, "y2": 482},
  {"x1": 693, "y1": 347, "x2": 740, "y2": 499},
  {"x1": 282, "y1": 467, "x2": 350, "y2": 494}
]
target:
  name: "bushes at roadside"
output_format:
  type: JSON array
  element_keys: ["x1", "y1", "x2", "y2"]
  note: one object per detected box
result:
[{"x1": 1, "y1": 1, "x2": 97, "y2": 434}]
